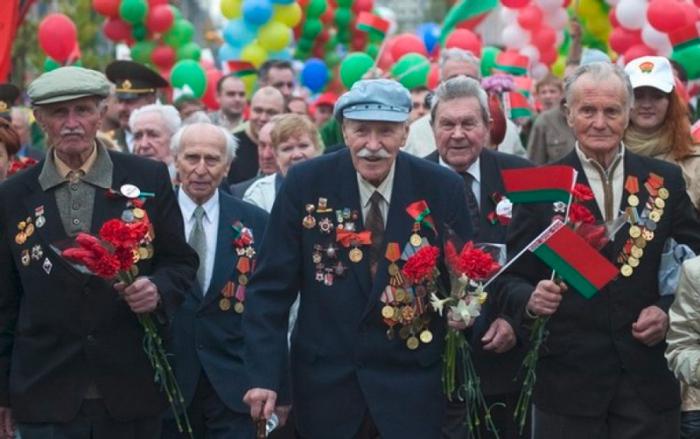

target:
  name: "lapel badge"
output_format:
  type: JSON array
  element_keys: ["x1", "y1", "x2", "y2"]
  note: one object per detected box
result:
[
  {"x1": 42, "y1": 257, "x2": 53, "y2": 274},
  {"x1": 121, "y1": 209, "x2": 135, "y2": 222},
  {"x1": 120, "y1": 184, "x2": 141, "y2": 199},
  {"x1": 553, "y1": 201, "x2": 567, "y2": 213},
  {"x1": 31, "y1": 245, "x2": 43, "y2": 261},
  {"x1": 34, "y1": 206, "x2": 46, "y2": 228},
  {"x1": 317, "y1": 197, "x2": 332, "y2": 213},
  {"x1": 20, "y1": 249, "x2": 30, "y2": 266}
]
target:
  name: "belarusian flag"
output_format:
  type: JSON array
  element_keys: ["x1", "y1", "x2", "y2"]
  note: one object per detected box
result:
[
  {"x1": 501, "y1": 165, "x2": 577, "y2": 204},
  {"x1": 225, "y1": 60, "x2": 256, "y2": 77},
  {"x1": 439, "y1": 0, "x2": 498, "y2": 46},
  {"x1": 356, "y1": 12, "x2": 390, "y2": 38},
  {"x1": 528, "y1": 219, "x2": 618, "y2": 298},
  {"x1": 504, "y1": 91, "x2": 533, "y2": 120}
]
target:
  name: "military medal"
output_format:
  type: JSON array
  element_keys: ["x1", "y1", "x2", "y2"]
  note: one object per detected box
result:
[
  {"x1": 34, "y1": 206, "x2": 46, "y2": 228},
  {"x1": 219, "y1": 298, "x2": 232, "y2": 311},
  {"x1": 42, "y1": 258, "x2": 53, "y2": 274},
  {"x1": 31, "y1": 245, "x2": 43, "y2": 261},
  {"x1": 349, "y1": 247, "x2": 363, "y2": 263},
  {"x1": 15, "y1": 232, "x2": 26, "y2": 245},
  {"x1": 302, "y1": 204, "x2": 316, "y2": 229},
  {"x1": 382, "y1": 305, "x2": 395, "y2": 319},
  {"x1": 621, "y1": 264, "x2": 633, "y2": 277},
  {"x1": 410, "y1": 233, "x2": 422, "y2": 247},
  {"x1": 132, "y1": 208, "x2": 146, "y2": 219},
  {"x1": 20, "y1": 249, "x2": 30, "y2": 266},
  {"x1": 629, "y1": 225, "x2": 641, "y2": 239},
  {"x1": 120, "y1": 184, "x2": 141, "y2": 199},
  {"x1": 318, "y1": 217, "x2": 333, "y2": 234},
  {"x1": 317, "y1": 197, "x2": 331, "y2": 213},
  {"x1": 658, "y1": 188, "x2": 669, "y2": 200},
  {"x1": 385, "y1": 242, "x2": 402, "y2": 286},
  {"x1": 419, "y1": 329, "x2": 433, "y2": 344},
  {"x1": 406, "y1": 336, "x2": 420, "y2": 350},
  {"x1": 234, "y1": 302, "x2": 245, "y2": 313}
]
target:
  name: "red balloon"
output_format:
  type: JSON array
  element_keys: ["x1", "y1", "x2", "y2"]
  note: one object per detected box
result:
[
  {"x1": 352, "y1": 0, "x2": 373, "y2": 13},
  {"x1": 351, "y1": 33, "x2": 367, "y2": 51},
  {"x1": 148, "y1": 0, "x2": 169, "y2": 5},
  {"x1": 202, "y1": 69, "x2": 223, "y2": 111},
  {"x1": 151, "y1": 45, "x2": 176, "y2": 70},
  {"x1": 321, "y1": 7, "x2": 335, "y2": 24},
  {"x1": 609, "y1": 9, "x2": 620, "y2": 28},
  {"x1": 38, "y1": 14, "x2": 77, "y2": 62},
  {"x1": 103, "y1": 17, "x2": 132, "y2": 42},
  {"x1": 539, "y1": 45, "x2": 558, "y2": 65},
  {"x1": 501, "y1": 0, "x2": 531, "y2": 9},
  {"x1": 647, "y1": 0, "x2": 686, "y2": 33},
  {"x1": 146, "y1": 4, "x2": 174, "y2": 33},
  {"x1": 531, "y1": 26, "x2": 556, "y2": 51},
  {"x1": 624, "y1": 43, "x2": 656, "y2": 61},
  {"x1": 695, "y1": 0, "x2": 700, "y2": 7},
  {"x1": 517, "y1": 4, "x2": 543, "y2": 30},
  {"x1": 389, "y1": 33, "x2": 428, "y2": 60},
  {"x1": 92, "y1": 0, "x2": 121, "y2": 17},
  {"x1": 609, "y1": 27, "x2": 642, "y2": 54},
  {"x1": 680, "y1": 2, "x2": 700, "y2": 25},
  {"x1": 445, "y1": 29, "x2": 482, "y2": 56},
  {"x1": 377, "y1": 46, "x2": 395, "y2": 71},
  {"x1": 426, "y1": 63, "x2": 440, "y2": 90}
]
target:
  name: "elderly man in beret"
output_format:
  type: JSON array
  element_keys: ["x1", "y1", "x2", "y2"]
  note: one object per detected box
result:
[
  {"x1": 243, "y1": 79, "x2": 473, "y2": 438},
  {"x1": 0, "y1": 66, "x2": 197, "y2": 439}
]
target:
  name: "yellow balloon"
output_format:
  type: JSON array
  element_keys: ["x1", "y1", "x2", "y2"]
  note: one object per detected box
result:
[
  {"x1": 242, "y1": 74, "x2": 256, "y2": 97},
  {"x1": 221, "y1": 0, "x2": 242, "y2": 19},
  {"x1": 576, "y1": 0, "x2": 599, "y2": 17},
  {"x1": 273, "y1": 3, "x2": 302, "y2": 28},
  {"x1": 552, "y1": 55, "x2": 566, "y2": 78},
  {"x1": 258, "y1": 22, "x2": 291, "y2": 52},
  {"x1": 241, "y1": 42, "x2": 268, "y2": 68}
]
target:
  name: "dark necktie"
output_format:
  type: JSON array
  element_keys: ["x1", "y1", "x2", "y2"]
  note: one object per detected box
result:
[
  {"x1": 461, "y1": 172, "x2": 480, "y2": 236},
  {"x1": 365, "y1": 191, "x2": 385, "y2": 279}
]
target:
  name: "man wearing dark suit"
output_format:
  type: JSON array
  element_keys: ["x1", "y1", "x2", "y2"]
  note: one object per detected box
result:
[
  {"x1": 0, "y1": 66, "x2": 197, "y2": 439},
  {"x1": 230, "y1": 121, "x2": 277, "y2": 199},
  {"x1": 496, "y1": 62, "x2": 700, "y2": 439},
  {"x1": 162, "y1": 122, "x2": 268, "y2": 438},
  {"x1": 243, "y1": 79, "x2": 473, "y2": 439},
  {"x1": 424, "y1": 76, "x2": 533, "y2": 439}
]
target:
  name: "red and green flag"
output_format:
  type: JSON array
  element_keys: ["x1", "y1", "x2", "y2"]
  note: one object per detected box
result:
[
  {"x1": 528, "y1": 220, "x2": 618, "y2": 298},
  {"x1": 356, "y1": 12, "x2": 390, "y2": 38},
  {"x1": 505, "y1": 91, "x2": 533, "y2": 120},
  {"x1": 439, "y1": 0, "x2": 498, "y2": 46},
  {"x1": 226, "y1": 60, "x2": 257, "y2": 77},
  {"x1": 494, "y1": 51, "x2": 529, "y2": 76},
  {"x1": 501, "y1": 165, "x2": 577, "y2": 204}
]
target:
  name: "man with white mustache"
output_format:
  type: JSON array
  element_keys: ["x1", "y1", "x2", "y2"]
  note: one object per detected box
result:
[{"x1": 243, "y1": 79, "x2": 473, "y2": 438}]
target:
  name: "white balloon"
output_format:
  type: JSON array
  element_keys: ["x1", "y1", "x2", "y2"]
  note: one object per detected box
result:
[
  {"x1": 500, "y1": 6, "x2": 518, "y2": 23},
  {"x1": 536, "y1": 0, "x2": 564, "y2": 13},
  {"x1": 615, "y1": 0, "x2": 647, "y2": 30},
  {"x1": 555, "y1": 30, "x2": 565, "y2": 46},
  {"x1": 532, "y1": 62, "x2": 550, "y2": 80},
  {"x1": 520, "y1": 45, "x2": 541, "y2": 64},
  {"x1": 502, "y1": 23, "x2": 531, "y2": 49},
  {"x1": 544, "y1": 8, "x2": 569, "y2": 29},
  {"x1": 641, "y1": 22, "x2": 671, "y2": 51},
  {"x1": 605, "y1": 0, "x2": 621, "y2": 5},
  {"x1": 374, "y1": 6, "x2": 398, "y2": 35}
]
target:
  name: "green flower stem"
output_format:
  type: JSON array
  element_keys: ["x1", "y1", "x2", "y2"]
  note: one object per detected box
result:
[{"x1": 514, "y1": 315, "x2": 549, "y2": 434}]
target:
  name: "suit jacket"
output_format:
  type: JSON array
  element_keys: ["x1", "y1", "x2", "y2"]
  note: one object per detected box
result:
[
  {"x1": 495, "y1": 149, "x2": 700, "y2": 417},
  {"x1": 0, "y1": 150, "x2": 198, "y2": 423},
  {"x1": 244, "y1": 149, "x2": 472, "y2": 439},
  {"x1": 170, "y1": 190, "x2": 268, "y2": 413},
  {"x1": 425, "y1": 148, "x2": 533, "y2": 395}
]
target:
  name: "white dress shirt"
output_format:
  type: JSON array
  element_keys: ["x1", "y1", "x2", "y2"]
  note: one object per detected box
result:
[
  {"x1": 357, "y1": 162, "x2": 396, "y2": 225},
  {"x1": 439, "y1": 156, "x2": 481, "y2": 208},
  {"x1": 178, "y1": 189, "x2": 220, "y2": 293}
]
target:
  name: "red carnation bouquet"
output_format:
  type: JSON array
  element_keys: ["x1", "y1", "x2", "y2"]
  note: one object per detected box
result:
[{"x1": 61, "y1": 202, "x2": 192, "y2": 437}]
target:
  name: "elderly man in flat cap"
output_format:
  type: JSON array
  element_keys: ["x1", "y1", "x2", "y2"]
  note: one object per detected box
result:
[
  {"x1": 243, "y1": 79, "x2": 473, "y2": 438},
  {"x1": 0, "y1": 66, "x2": 197, "y2": 439}
]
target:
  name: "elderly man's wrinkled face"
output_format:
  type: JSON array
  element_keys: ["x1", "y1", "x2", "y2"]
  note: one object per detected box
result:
[
  {"x1": 567, "y1": 75, "x2": 628, "y2": 159},
  {"x1": 35, "y1": 96, "x2": 104, "y2": 160},
  {"x1": 176, "y1": 124, "x2": 230, "y2": 205},
  {"x1": 133, "y1": 111, "x2": 173, "y2": 164},
  {"x1": 342, "y1": 119, "x2": 408, "y2": 186},
  {"x1": 433, "y1": 96, "x2": 489, "y2": 173}
]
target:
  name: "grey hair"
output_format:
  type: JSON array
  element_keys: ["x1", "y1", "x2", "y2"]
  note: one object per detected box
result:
[
  {"x1": 430, "y1": 76, "x2": 490, "y2": 124},
  {"x1": 564, "y1": 61, "x2": 634, "y2": 112},
  {"x1": 170, "y1": 122, "x2": 238, "y2": 164},
  {"x1": 129, "y1": 104, "x2": 182, "y2": 135},
  {"x1": 439, "y1": 48, "x2": 482, "y2": 79},
  {"x1": 182, "y1": 110, "x2": 212, "y2": 125}
]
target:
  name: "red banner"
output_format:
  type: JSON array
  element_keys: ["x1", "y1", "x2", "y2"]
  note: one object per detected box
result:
[{"x1": 0, "y1": 1, "x2": 19, "y2": 82}]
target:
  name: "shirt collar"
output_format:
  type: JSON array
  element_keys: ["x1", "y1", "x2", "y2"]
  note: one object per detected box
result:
[
  {"x1": 438, "y1": 155, "x2": 481, "y2": 183},
  {"x1": 178, "y1": 188, "x2": 219, "y2": 223},
  {"x1": 357, "y1": 161, "x2": 396, "y2": 207},
  {"x1": 38, "y1": 141, "x2": 112, "y2": 191},
  {"x1": 574, "y1": 141, "x2": 625, "y2": 175}
]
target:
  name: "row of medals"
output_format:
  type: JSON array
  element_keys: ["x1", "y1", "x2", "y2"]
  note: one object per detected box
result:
[
  {"x1": 123, "y1": 202, "x2": 154, "y2": 276},
  {"x1": 219, "y1": 247, "x2": 255, "y2": 313},
  {"x1": 17, "y1": 209, "x2": 47, "y2": 267},
  {"x1": 618, "y1": 186, "x2": 669, "y2": 277},
  {"x1": 381, "y1": 230, "x2": 433, "y2": 351}
]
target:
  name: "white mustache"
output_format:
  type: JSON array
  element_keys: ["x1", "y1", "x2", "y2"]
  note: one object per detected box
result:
[
  {"x1": 61, "y1": 129, "x2": 85, "y2": 136},
  {"x1": 357, "y1": 148, "x2": 391, "y2": 159}
]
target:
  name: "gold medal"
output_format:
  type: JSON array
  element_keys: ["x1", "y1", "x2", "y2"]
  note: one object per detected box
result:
[
  {"x1": 634, "y1": 237, "x2": 647, "y2": 249},
  {"x1": 234, "y1": 301, "x2": 245, "y2": 313},
  {"x1": 388, "y1": 263, "x2": 399, "y2": 276},
  {"x1": 382, "y1": 305, "x2": 395, "y2": 319},
  {"x1": 409, "y1": 233, "x2": 422, "y2": 247},
  {"x1": 15, "y1": 232, "x2": 26, "y2": 245},
  {"x1": 138, "y1": 247, "x2": 149, "y2": 260},
  {"x1": 658, "y1": 188, "x2": 669, "y2": 200},
  {"x1": 238, "y1": 274, "x2": 248, "y2": 286},
  {"x1": 621, "y1": 264, "x2": 633, "y2": 277},
  {"x1": 649, "y1": 211, "x2": 661, "y2": 222},
  {"x1": 406, "y1": 336, "x2": 420, "y2": 350},
  {"x1": 654, "y1": 198, "x2": 665, "y2": 209},
  {"x1": 398, "y1": 326, "x2": 411, "y2": 340},
  {"x1": 395, "y1": 289, "x2": 407, "y2": 303},
  {"x1": 629, "y1": 225, "x2": 641, "y2": 238},
  {"x1": 631, "y1": 246, "x2": 643, "y2": 259},
  {"x1": 302, "y1": 215, "x2": 316, "y2": 229},
  {"x1": 642, "y1": 229, "x2": 655, "y2": 241},
  {"x1": 419, "y1": 330, "x2": 433, "y2": 344},
  {"x1": 349, "y1": 248, "x2": 363, "y2": 263},
  {"x1": 628, "y1": 256, "x2": 640, "y2": 268},
  {"x1": 627, "y1": 195, "x2": 639, "y2": 207},
  {"x1": 132, "y1": 208, "x2": 145, "y2": 219},
  {"x1": 24, "y1": 223, "x2": 35, "y2": 237},
  {"x1": 219, "y1": 298, "x2": 231, "y2": 311}
]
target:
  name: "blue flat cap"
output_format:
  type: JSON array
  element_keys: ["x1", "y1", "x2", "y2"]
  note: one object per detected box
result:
[{"x1": 334, "y1": 79, "x2": 411, "y2": 123}]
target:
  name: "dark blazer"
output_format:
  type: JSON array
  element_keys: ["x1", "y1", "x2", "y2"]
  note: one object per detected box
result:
[
  {"x1": 244, "y1": 149, "x2": 473, "y2": 439},
  {"x1": 170, "y1": 190, "x2": 268, "y2": 413},
  {"x1": 425, "y1": 148, "x2": 533, "y2": 395},
  {"x1": 0, "y1": 150, "x2": 198, "y2": 423},
  {"x1": 227, "y1": 130, "x2": 259, "y2": 185},
  {"x1": 495, "y1": 149, "x2": 700, "y2": 417}
]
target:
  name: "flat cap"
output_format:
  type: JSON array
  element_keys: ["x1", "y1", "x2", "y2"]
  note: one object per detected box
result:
[
  {"x1": 334, "y1": 79, "x2": 411, "y2": 123},
  {"x1": 28, "y1": 67, "x2": 111, "y2": 106},
  {"x1": 106, "y1": 60, "x2": 168, "y2": 100}
]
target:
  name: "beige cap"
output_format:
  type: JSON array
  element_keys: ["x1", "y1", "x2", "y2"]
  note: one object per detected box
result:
[{"x1": 28, "y1": 66, "x2": 111, "y2": 106}]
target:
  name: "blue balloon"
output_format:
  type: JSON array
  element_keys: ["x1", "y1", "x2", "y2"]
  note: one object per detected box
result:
[
  {"x1": 270, "y1": 0, "x2": 294, "y2": 4},
  {"x1": 300, "y1": 58, "x2": 328, "y2": 93},
  {"x1": 268, "y1": 49, "x2": 292, "y2": 60},
  {"x1": 417, "y1": 22, "x2": 441, "y2": 54},
  {"x1": 243, "y1": 0, "x2": 273, "y2": 27},
  {"x1": 223, "y1": 19, "x2": 257, "y2": 47},
  {"x1": 218, "y1": 43, "x2": 242, "y2": 62}
]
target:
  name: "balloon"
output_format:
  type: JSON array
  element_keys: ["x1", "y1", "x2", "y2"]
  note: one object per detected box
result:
[
  {"x1": 539, "y1": 45, "x2": 558, "y2": 64},
  {"x1": 519, "y1": 44, "x2": 541, "y2": 64},
  {"x1": 334, "y1": 7, "x2": 352, "y2": 29},
  {"x1": 390, "y1": 33, "x2": 427, "y2": 60},
  {"x1": 531, "y1": 62, "x2": 549, "y2": 80},
  {"x1": 170, "y1": 5, "x2": 183, "y2": 19},
  {"x1": 243, "y1": 0, "x2": 273, "y2": 26},
  {"x1": 146, "y1": 4, "x2": 174, "y2": 33},
  {"x1": 171, "y1": 60, "x2": 207, "y2": 98},
  {"x1": 302, "y1": 18, "x2": 323, "y2": 39},
  {"x1": 224, "y1": 19, "x2": 257, "y2": 47},
  {"x1": 609, "y1": 27, "x2": 642, "y2": 54},
  {"x1": 480, "y1": 46, "x2": 501, "y2": 77},
  {"x1": 268, "y1": 49, "x2": 293, "y2": 60},
  {"x1": 306, "y1": 0, "x2": 327, "y2": 16},
  {"x1": 339, "y1": 52, "x2": 374, "y2": 88},
  {"x1": 132, "y1": 24, "x2": 149, "y2": 41},
  {"x1": 44, "y1": 57, "x2": 61, "y2": 72},
  {"x1": 531, "y1": 26, "x2": 556, "y2": 50},
  {"x1": 647, "y1": 0, "x2": 686, "y2": 33},
  {"x1": 336, "y1": 0, "x2": 352, "y2": 7},
  {"x1": 391, "y1": 53, "x2": 430, "y2": 89},
  {"x1": 641, "y1": 22, "x2": 671, "y2": 51},
  {"x1": 163, "y1": 19, "x2": 194, "y2": 47},
  {"x1": 551, "y1": 54, "x2": 566, "y2": 77},
  {"x1": 543, "y1": 8, "x2": 568, "y2": 29},
  {"x1": 445, "y1": 29, "x2": 482, "y2": 56},
  {"x1": 502, "y1": 23, "x2": 530, "y2": 49},
  {"x1": 615, "y1": 0, "x2": 647, "y2": 30},
  {"x1": 501, "y1": 0, "x2": 531, "y2": 8},
  {"x1": 148, "y1": 0, "x2": 168, "y2": 6},
  {"x1": 241, "y1": 42, "x2": 268, "y2": 67},
  {"x1": 220, "y1": 0, "x2": 242, "y2": 19},
  {"x1": 320, "y1": 5, "x2": 336, "y2": 24},
  {"x1": 130, "y1": 40, "x2": 156, "y2": 64},
  {"x1": 426, "y1": 63, "x2": 440, "y2": 89},
  {"x1": 535, "y1": 0, "x2": 563, "y2": 13},
  {"x1": 301, "y1": 58, "x2": 329, "y2": 92},
  {"x1": 151, "y1": 45, "x2": 176, "y2": 69},
  {"x1": 103, "y1": 17, "x2": 132, "y2": 42},
  {"x1": 671, "y1": 44, "x2": 700, "y2": 79},
  {"x1": 38, "y1": 14, "x2": 78, "y2": 62},
  {"x1": 202, "y1": 69, "x2": 224, "y2": 110},
  {"x1": 258, "y1": 21, "x2": 291, "y2": 52},
  {"x1": 120, "y1": 0, "x2": 148, "y2": 24},
  {"x1": 680, "y1": 2, "x2": 699, "y2": 25},
  {"x1": 353, "y1": 0, "x2": 373, "y2": 12},
  {"x1": 93, "y1": 0, "x2": 122, "y2": 17},
  {"x1": 272, "y1": 3, "x2": 302, "y2": 27},
  {"x1": 218, "y1": 43, "x2": 241, "y2": 61},
  {"x1": 623, "y1": 43, "x2": 655, "y2": 62},
  {"x1": 416, "y1": 22, "x2": 440, "y2": 54},
  {"x1": 517, "y1": 4, "x2": 543, "y2": 30},
  {"x1": 177, "y1": 42, "x2": 201, "y2": 61},
  {"x1": 609, "y1": 8, "x2": 620, "y2": 27}
]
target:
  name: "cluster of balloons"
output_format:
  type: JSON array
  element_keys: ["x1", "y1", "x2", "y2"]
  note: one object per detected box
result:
[{"x1": 38, "y1": 14, "x2": 82, "y2": 70}]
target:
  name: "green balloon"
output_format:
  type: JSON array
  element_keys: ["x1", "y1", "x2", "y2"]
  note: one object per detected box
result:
[
  {"x1": 44, "y1": 57, "x2": 61, "y2": 72},
  {"x1": 336, "y1": 28, "x2": 349, "y2": 44},
  {"x1": 164, "y1": 19, "x2": 194, "y2": 48},
  {"x1": 120, "y1": 0, "x2": 148, "y2": 25},
  {"x1": 480, "y1": 46, "x2": 501, "y2": 78},
  {"x1": 72, "y1": 59, "x2": 83, "y2": 67},
  {"x1": 130, "y1": 40, "x2": 156, "y2": 65},
  {"x1": 325, "y1": 52, "x2": 340, "y2": 67},
  {"x1": 336, "y1": 0, "x2": 353, "y2": 7},
  {"x1": 302, "y1": 18, "x2": 322, "y2": 39},
  {"x1": 334, "y1": 8, "x2": 352, "y2": 29},
  {"x1": 177, "y1": 42, "x2": 202, "y2": 61},
  {"x1": 170, "y1": 5, "x2": 183, "y2": 20},
  {"x1": 297, "y1": 37, "x2": 314, "y2": 52},
  {"x1": 390, "y1": 53, "x2": 430, "y2": 89},
  {"x1": 170, "y1": 60, "x2": 207, "y2": 98},
  {"x1": 366, "y1": 43, "x2": 379, "y2": 59},
  {"x1": 672, "y1": 44, "x2": 700, "y2": 80},
  {"x1": 306, "y1": 0, "x2": 327, "y2": 17},
  {"x1": 132, "y1": 24, "x2": 148, "y2": 41},
  {"x1": 339, "y1": 52, "x2": 374, "y2": 89}
]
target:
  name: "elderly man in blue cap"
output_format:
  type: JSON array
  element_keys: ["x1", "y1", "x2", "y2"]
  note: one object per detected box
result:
[{"x1": 242, "y1": 79, "x2": 473, "y2": 438}]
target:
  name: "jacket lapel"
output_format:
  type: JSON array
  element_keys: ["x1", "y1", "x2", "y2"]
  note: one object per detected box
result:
[
  {"x1": 201, "y1": 193, "x2": 238, "y2": 309},
  {"x1": 478, "y1": 150, "x2": 508, "y2": 242}
]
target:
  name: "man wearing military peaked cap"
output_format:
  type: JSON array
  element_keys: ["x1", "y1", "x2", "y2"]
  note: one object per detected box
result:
[
  {"x1": 0, "y1": 84, "x2": 20, "y2": 121},
  {"x1": 0, "y1": 66, "x2": 197, "y2": 439},
  {"x1": 105, "y1": 60, "x2": 169, "y2": 153},
  {"x1": 243, "y1": 78, "x2": 473, "y2": 438}
]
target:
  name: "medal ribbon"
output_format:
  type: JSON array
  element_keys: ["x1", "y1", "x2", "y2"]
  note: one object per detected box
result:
[
  {"x1": 385, "y1": 242, "x2": 400, "y2": 262},
  {"x1": 336, "y1": 229, "x2": 372, "y2": 247},
  {"x1": 406, "y1": 200, "x2": 437, "y2": 235}
]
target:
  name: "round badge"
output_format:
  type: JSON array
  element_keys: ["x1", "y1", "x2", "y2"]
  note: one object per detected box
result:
[
  {"x1": 349, "y1": 248, "x2": 363, "y2": 263},
  {"x1": 132, "y1": 208, "x2": 145, "y2": 219},
  {"x1": 631, "y1": 246, "x2": 643, "y2": 259},
  {"x1": 649, "y1": 211, "x2": 661, "y2": 223},
  {"x1": 35, "y1": 216, "x2": 46, "y2": 228},
  {"x1": 654, "y1": 198, "x2": 665, "y2": 209},
  {"x1": 410, "y1": 234, "x2": 422, "y2": 247},
  {"x1": 629, "y1": 225, "x2": 641, "y2": 239},
  {"x1": 382, "y1": 305, "x2": 395, "y2": 319},
  {"x1": 238, "y1": 274, "x2": 249, "y2": 286},
  {"x1": 628, "y1": 256, "x2": 640, "y2": 268},
  {"x1": 395, "y1": 289, "x2": 407, "y2": 303},
  {"x1": 15, "y1": 232, "x2": 26, "y2": 245},
  {"x1": 219, "y1": 298, "x2": 231, "y2": 311},
  {"x1": 621, "y1": 264, "x2": 633, "y2": 277},
  {"x1": 120, "y1": 184, "x2": 141, "y2": 199},
  {"x1": 419, "y1": 330, "x2": 433, "y2": 344},
  {"x1": 398, "y1": 326, "x2": 411, "y2": 340},
  {"x1": 495, "y1": 198, "x2": 513, "y2": 218},
  {"x1": 634, "y1": 237, "x2": 647, "y2": 249},
  {"x1": 302, "y1": 215, "x2": 316, "y2": 229},
  {"x1": 658, "y1": 188, "x2": 669, "y2": 200},
  {"x1": 642, "y1": 229, "x2": 655, "y2": 241},
  {"x1": 388, "y1": 263, "x2": 399, "y2": 276},
  {"x1": 627, "y1": 195, "x2": 639, "y2": 207},
  {"x1": 406, "y1": 336, "x2": 420, "y2": 350},
  {"x1": 234, "y1": 302, "x2": 245, "y2": 314},
  {"x1": 24, "y1": 223, "x2": 35, "y2": 237}
]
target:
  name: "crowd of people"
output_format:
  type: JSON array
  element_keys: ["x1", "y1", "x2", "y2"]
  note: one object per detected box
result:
[{"x1": 0, "y1": 43, "x2": 699, "y2": 439}]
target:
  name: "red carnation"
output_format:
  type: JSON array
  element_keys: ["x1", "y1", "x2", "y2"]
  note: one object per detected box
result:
[
  {"x1": 450, "y1": 242, "x2": 500, "y2": 281},
  {"x1": 114, "y1": 246, "x2": 136, "y2": 271},
  {"x1": 402, "y1": 245, "x2": 440, "y2": 284},
  {"x1": 569, "y1": 203, "x2": 596, "y2": 225},
  {"x1": 572, "y1": 184, "x2": 594, "y2": 202}
]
